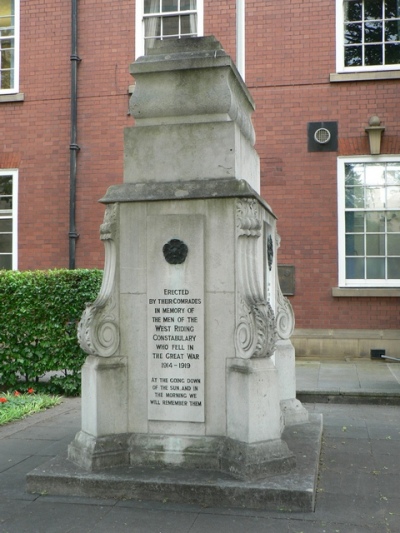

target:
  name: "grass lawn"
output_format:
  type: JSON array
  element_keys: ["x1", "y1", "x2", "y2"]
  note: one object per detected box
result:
[{"x1": 0, "y1": 389, "x2": 62, "y2": 426}]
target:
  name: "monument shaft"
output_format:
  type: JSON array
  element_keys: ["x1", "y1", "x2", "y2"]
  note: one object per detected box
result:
[{"x1": 69, "y1": 36, "x2": 308, "y2": 480}]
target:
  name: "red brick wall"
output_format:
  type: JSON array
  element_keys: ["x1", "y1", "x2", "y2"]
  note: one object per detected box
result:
[
  {"x1": 3, "y1": 0, "x2": 134, "y2": 270},
  {"x1": 5, "y1": 0, "x2": 70, "y2": 269},
  {"x1": 73, "y1": 0, "x2": 134, "y2": 267}
]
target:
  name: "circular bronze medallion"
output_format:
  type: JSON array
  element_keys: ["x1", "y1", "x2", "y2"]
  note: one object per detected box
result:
[{"x1": 163, "y1": 239, "x2": 188, "y2": 264}]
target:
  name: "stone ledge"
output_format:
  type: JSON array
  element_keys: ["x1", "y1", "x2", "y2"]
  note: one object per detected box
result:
[
  {"x1": 332, "y1": 287, "x2": 400, "y2": 297},
  {"x1": 100, "y1": 178, "x2": 275, "y2": 217},
  {"x1": 0, "y1": 92, "x2": 24, "y2": 103},
  {"x1": 27, "y1": 415, "x2": 322, "y2": 513},
  {"x1": 330, "y1": 71, "x2": 400, "y2": 82}
]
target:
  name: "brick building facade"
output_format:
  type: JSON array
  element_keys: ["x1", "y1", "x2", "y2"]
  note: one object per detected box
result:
[{"x1": 1, "y1": 1, "x2": 400, "y2": 358}]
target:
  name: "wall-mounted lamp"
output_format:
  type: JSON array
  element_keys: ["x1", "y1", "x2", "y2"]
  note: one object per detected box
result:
[{"x1": 365, "y1": 116, "x2": 385, "y2": 155}]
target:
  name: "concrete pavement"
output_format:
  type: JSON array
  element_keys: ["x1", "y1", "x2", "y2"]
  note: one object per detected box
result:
[
  {"x1": 296, "y1": 359, "x2": 400, "y2": 404},
  {"x1": 0, "y1": 359, "x2": 399, "y2": 532}
]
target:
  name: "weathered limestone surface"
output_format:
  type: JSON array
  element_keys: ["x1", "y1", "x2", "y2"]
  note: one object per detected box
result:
[{"x1": 68, "y1": 37, "x2": 311, "y2": 483}]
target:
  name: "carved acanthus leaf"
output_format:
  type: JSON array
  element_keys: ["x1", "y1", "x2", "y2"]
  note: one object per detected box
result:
[
  {"x1": 235, "y1": 297, "x2": 277, "y2": 358},
  {"x1": 236, "y1": 198, "x2": 261, "y2": 237}
]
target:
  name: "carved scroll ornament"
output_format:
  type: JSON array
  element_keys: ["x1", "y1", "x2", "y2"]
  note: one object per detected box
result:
[
  {"x1": 275, "y1": 233, "x2": 295, "y2": 340},
  {"x1": 276, "y1": 284, "x2": 295, "y2": 340},
  {"x1": 235, "y1": 199, "x2": 277, "y2": 359},
  {"x1": 78, "y1": 204, "x2": 120, "y2": 357}
]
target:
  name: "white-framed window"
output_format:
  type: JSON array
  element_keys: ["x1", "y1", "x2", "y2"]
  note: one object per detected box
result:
[
  {"x1": 135, "y1": 0, "x2": 204, "y2": 58},
  {"x1": 338, "y1": 156, "x2": 400, "y2": 287},
  {"x1": 336, "y1": 0, "x2": 400, "y2": 72},
  {"x1": 0, "y1": 0, "x2": 19, "y2": 94},
  {"x1": 0, "y1": 169, "x2": 18, "y2": 270}
]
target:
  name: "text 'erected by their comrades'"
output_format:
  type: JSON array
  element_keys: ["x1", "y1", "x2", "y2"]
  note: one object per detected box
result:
[{"x1": 147, "y1": 288, "x2": 204, "y2": 422}]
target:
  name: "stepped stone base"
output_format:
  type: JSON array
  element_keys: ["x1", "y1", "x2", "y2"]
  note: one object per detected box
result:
[{"x1": 27, "y1": 414, "x2": 322, "y2": 513}]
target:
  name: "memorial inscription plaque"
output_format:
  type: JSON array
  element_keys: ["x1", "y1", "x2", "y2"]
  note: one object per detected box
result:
[{"x1": 147, "y1": 215, "x2": 205, "y2": 422}]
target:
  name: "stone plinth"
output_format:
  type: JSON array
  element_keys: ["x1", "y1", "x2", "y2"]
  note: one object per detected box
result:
[{"x1": 125, "y1": 37, "x2": 259, "y2": 190}]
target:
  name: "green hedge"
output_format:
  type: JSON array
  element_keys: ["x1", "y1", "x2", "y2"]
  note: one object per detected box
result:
[{"x1": 0, "y1": 269, "x2": 102, "y2": 396}]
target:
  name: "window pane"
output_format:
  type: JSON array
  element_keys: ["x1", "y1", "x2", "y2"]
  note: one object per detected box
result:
[
  {"x1": 385, "y1": 20, "x2": 400, "y2": 41},
  {"x1": 144, "y1": 16, "x2": 161, "y2": 38},
  {"x1": 144, "y1": 0, "x2": 160, "y2": 14},
  {"x1": 366, "y1": 211, "x2": 385, "y2": 232},
  {"x1": 0, "y1": 218, "x2": 12, "y2": 232},
  {"x1": 346, "y1": 211, "x2": 364, "y2": 232},
  {"x1": 0, "y1": 35, "x2": 14, "y2": 50},
  {"x1": 181, "y1": 14, "x2": 191, "y2": 33},
  {"x1": 190, "y1": 13, "x2": 197, "y2": 33},
  {"x1": 344, "y1": 1, "x2": 362, "y2": 22},
  {"x1": 366, "y1": 234, "x2": 385, "y2": 255},
  {"x1": 345, "y1": 163, "x2": 364, "y2": 185},
  {"x1": 387, "y1": 234, "x2": 400, "y2": 255},
  {"x1": 346, "y1": 234, "x2": 364, "y2": 255},
  {"x1": 163, "y1": 15, "x2": 179, "y2": 36},
  {"x1": 387, "y1": 186, "x2": 400, "y2": 208},
  {"x1": 365, "y1": 44, "x2": 383, "y2": 64},
  {"x1": 365, "y1": 187, "x2": 384, "y2": 208},
  {"x1": 345, "y1": 23, "x2": 362, "y2": 43},
  {"x1": 365, "y1": 21, "x2": 383, "y2": 43},
  {"x1": 1, "y1": 39, "x2": 12, "y2": 50},
  {"x1": 345, "y1": 46, "x2": 363, "y2": 65},
  {"x1": 0, "y1": 233, "x2": 12, "y2": 253},
  {"x1": 386, "y1": 163, "x2": 400, "y2": 184},
  {"x1": 367, "y1": 258, "x2": 385, "y2": 278},
  {"x1": 346, "y1": 257, "x2": 365, "y2": 278},
  {"x1": 1, "y1": 48, "x2": 12, "y2": 70},
  {"x1": 346, "y1": 186, "x2": 364, "y2": 207},
  {"x1": 0, "y1": 175, "x2": 12, "y2": 194},
  {"x1": 0, "y1": 197, "x2": 12, "y2": 209},
  {"x1": 162, "y1": 0, "x2": 178, "y2": 12},
  {"x1": 181, "y1": 0, "x2": 196, "y2": 10},
  {"x1": 387, "y1": 211, "x2": 400, "y2": 232},
  {"x1": 365, "y1": 164, "x2": 385, "y2": 185},
  {"x1": 1, "y1": 69, "x2": 11, "y2": 89},
  {"x1": 0, "y1": 0, "x2": 13, "y2": 28},
  {"x1": 385, "y1": 42, "x2": 400, "y2": 63},
  {"x1": 388, "y1": 258, "x2": 400, "y2": 278},
  {"x1": 0, "y1": 29, "x2": 14, "y2": 38},
  {"x1": 365, "y1": 0, "x2": 383, "y2": 20},
  {"x1": 0, "y1": 255, "x2": 12, "y2": 269},
  {"x1": 385, "y1": 0, "x2": 400, "y2": 18}
]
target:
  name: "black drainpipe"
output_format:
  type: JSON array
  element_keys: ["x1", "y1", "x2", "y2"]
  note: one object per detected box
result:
[{"x1": 69, "y1": 0, "x2": 80, "y2": 269}]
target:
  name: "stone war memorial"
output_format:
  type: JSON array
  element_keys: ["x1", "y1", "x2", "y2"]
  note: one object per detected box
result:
[{"x1": 27, "y1": 37, "x2": 322, "y2": 511}]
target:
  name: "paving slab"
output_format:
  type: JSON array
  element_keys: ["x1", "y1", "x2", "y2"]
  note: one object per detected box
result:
[
  {"x1": 0, "y1": 364, "x2": 399, "y2": 532},
  {"x1": 296, "y1": 361, "x2": 400, "y2": 404}
]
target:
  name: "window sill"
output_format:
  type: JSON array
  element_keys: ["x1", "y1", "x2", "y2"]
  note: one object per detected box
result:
[
  {"x1": 0, "y1": 93, "x2": 25, "y2": 103},
  {"x1": 330, "y1": 71, "x2": 400, "y2": 83},
  {"x1": 332, "y1": 287, "x2": 400, "y2": 297}
]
